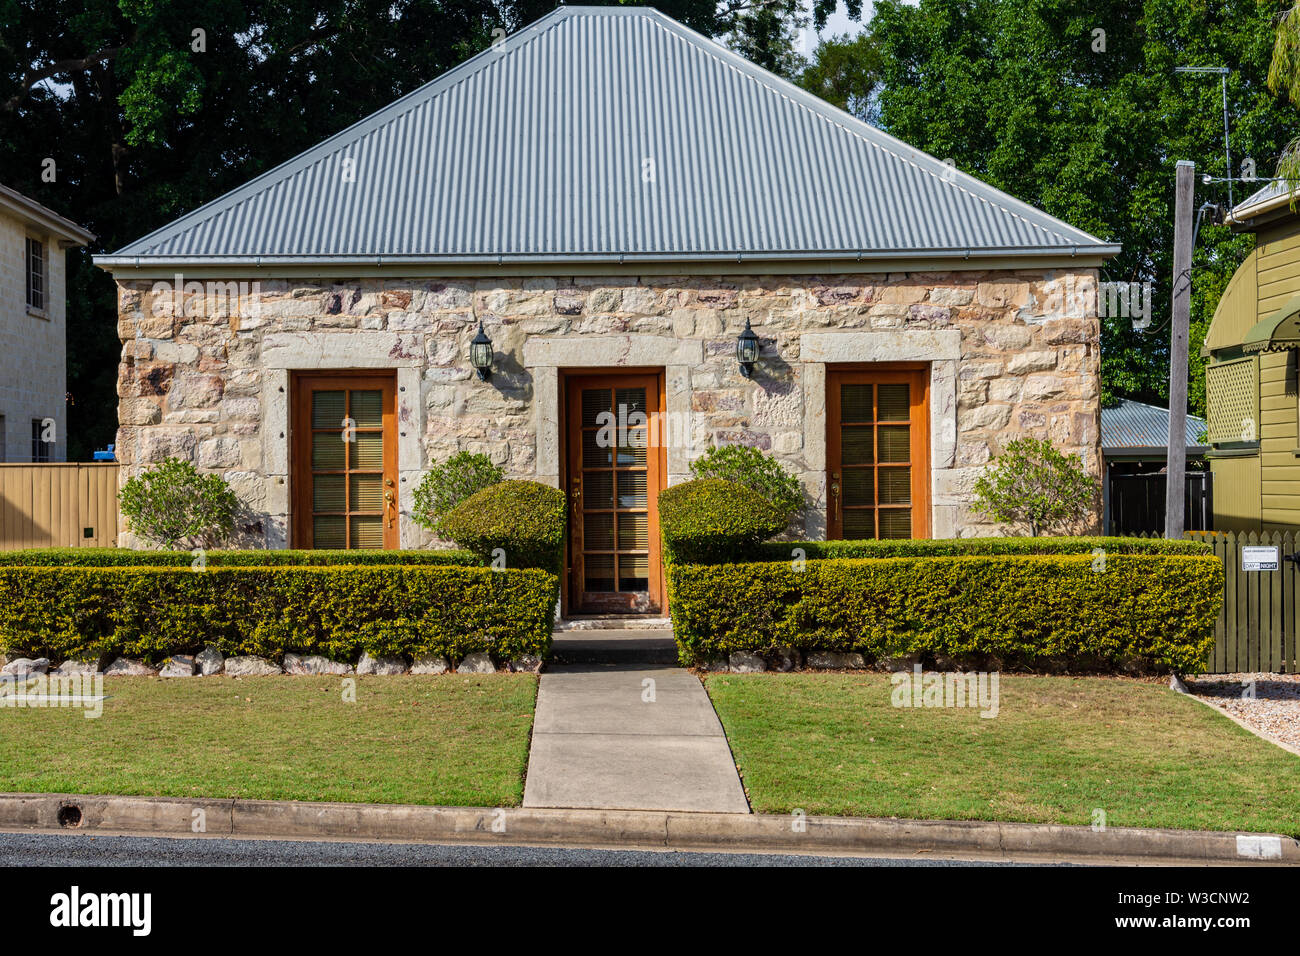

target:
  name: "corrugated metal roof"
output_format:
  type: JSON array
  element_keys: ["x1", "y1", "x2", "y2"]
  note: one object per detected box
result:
[
  {"x1": 98, "y1": 6, "x2": 1118, "y2": 268},
  {"x1": 1101, "y1": 399, "x2": 1207, "y2": 452}
]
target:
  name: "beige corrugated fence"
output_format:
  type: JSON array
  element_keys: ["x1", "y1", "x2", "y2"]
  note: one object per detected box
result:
[{"x1": 0, "y1": 464, "x2": 119, "y2": 549}]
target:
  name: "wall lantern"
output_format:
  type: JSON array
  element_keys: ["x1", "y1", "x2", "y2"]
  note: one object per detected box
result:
[
  {"x1": 470, "y1": 322, "x2": 493, "y2": 381},
  {"x1": 736, "y1": 318, "x2": 760, "y2": 378}
]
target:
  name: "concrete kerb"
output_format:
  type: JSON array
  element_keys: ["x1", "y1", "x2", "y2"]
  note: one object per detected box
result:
[{"x1": 1, "y1": 792, "x2": 1296, "y2": 865}]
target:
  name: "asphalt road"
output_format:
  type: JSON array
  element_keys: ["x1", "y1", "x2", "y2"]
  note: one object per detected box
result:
[{"x1": 0, "y1": 830, "x2": 1015, "y2": 866}]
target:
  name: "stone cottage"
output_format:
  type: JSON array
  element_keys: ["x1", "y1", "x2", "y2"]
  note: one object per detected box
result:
[{"x1": 95, "y1": 6, "x2": 1114, "y2": 615}]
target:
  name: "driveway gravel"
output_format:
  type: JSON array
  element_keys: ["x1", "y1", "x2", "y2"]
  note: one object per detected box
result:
[{"x1": 1186, "y1": 672, "x2": 1300, "y2": 752}]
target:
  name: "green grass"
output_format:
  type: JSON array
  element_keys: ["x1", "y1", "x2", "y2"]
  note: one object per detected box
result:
[
  {"x1": 0, "y1": 675, "x2": 538, "y2": 807},
  {"x1": 705, "y1": 673, "x2": 1300, "y2": 835}
]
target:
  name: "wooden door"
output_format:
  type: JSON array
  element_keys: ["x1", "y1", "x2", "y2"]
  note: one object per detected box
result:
[
  {"x1": 565, "y1": 373, "x2": 665, "y2": 613},
  {"x1": 292, "y1": 373, "x2": 398, "y2": 549},
  {"x1": 827, "y1": 366, "x2": 930, "y2": 539}
]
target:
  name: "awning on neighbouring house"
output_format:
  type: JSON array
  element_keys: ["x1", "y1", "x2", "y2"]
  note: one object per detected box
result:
[{"x1": 1243, "y1": 294, "x2": 1300, "y2": 353}]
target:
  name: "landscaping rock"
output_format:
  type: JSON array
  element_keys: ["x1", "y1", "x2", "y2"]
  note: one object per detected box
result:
[
  {"x1": 729, "y1": 651, "x2": 766, "y2": 673},
  {"x1": 53, "y1": 660, "x2": 100, "y2": 676},
  {"x1": 704, "y1": 658, "x2": 730, "y2": 673},
  {"x1": 1169, "y1": 673, "x2": 1189, "y2": 694},
  {"x1": 159, "y1": 655, "x2": 195, "y2": 678},
  {"x1": 771, "y1": 646, "x2": 800, "y2": 672},
  {"x1": 356, "y1": 652, "x2": 407, "y2": 675},
  {"x1": 508, "y1": 655, "x2": 543, "y2": 673},
  {"x1": 104, "y1": 657, "x2": 158, "y2": 677},
  {"x1": 410, "y1": 655, "x2": 451, "y2": 675},
  {"x1": 456, "y1": 652, "x2": 496, "y2": 674},
  {"x1": 283, "y1": 653, "x2": 352, "y2": 676},
  {"x1": 224, "y1": 655, "x2": 281, "y2": 676},
  {"x1": 2, "y1": 657, "x2": 49, "y2": 676},
  {"x1": 195, "y1": 646, "x2": 224, "y2": 676},
  {"x1": 806, "y1": 651, "x2": 867, "y2": 670},
  {"x1": 876, "y1": 653, "x2": 920, "y2": 672}
]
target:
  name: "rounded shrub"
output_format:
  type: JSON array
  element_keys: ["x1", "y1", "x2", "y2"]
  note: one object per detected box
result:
[
  {"x1": 658, "y1": 478, "x2": 788, "y2": 565},
  {"x1": 437, "y1": 479, "x2": 566, "y2": 571},
  {"x1": 689, "y1": 444, "x2": 802, "y2": 523},
  {"x1": 118, "y1": 457, "x2": 239, "y2": 549},
  {"x1": 411, "y1": 451, "x2": 505, "y2": 533}
]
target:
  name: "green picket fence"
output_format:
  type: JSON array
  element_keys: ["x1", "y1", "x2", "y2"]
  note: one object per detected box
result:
[{"x1": 1185, "y1": 530, "x2": 1299, "y2": 674}]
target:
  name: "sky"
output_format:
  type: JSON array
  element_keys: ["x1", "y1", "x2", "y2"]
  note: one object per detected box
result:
[{"x1": 797, "y1": 0, "x2": 871, "y2": 57}]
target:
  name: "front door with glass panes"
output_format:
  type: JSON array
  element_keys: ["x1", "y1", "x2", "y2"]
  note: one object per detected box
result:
[
  {"x1": 292, "y1": 374, "x2": 398, "y2": 549},
  {"x1": 827, "y1": 367, "x2": 930, "y2": 540},
  {"x1": 564, "y1": 372, "x2": 665, "y2": 613}
]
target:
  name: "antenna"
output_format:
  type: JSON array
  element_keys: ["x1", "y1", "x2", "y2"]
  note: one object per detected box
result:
[{"x1": 1176, "y1": 65, "x2": 1233, "y2": 207}]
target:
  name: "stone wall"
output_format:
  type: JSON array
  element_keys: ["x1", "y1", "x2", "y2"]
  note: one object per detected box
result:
[{"x1": 113, "y1": 269, "x2": 1101, "y2": 546}]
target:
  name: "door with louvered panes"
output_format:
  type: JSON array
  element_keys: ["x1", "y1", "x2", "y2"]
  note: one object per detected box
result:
[
  {"x1": 292, "y1": 374, "x2": 398, "y2": 549},
  {"x1": 564, "y1": 373, "x2": 665, "y2": 613},
  {"x1": 827, "y1": 368, "x2": 930, "y2": 540}
]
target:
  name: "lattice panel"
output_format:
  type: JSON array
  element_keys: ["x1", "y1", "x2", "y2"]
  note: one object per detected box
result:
[{"x1": 1206, "y1": 357, "x2": 1258, "y2": 444}]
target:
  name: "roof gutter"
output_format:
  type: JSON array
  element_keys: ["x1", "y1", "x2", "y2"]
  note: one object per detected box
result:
[{"x1": 93, "y1": 244, "x2": 1122, "y2": 271}]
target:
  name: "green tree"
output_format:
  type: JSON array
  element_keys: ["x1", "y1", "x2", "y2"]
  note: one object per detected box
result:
[
  {"x1": 812, "y1": 0, "x2": 1293, "y2": 416},
  {"x1": 1269, "y1": 2, "x2": 1300, "y2": 194},
  {"x1": 798, "y1": 31, "x2": 882, "y2": 119},
  {"x1": 972, "y1": 438, "x2": 1097, "y2": 536}
]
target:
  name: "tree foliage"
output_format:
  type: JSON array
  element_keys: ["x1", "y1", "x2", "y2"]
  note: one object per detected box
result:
[
  {"x1": 799, "y1": 31, "x2": 882, "y2": 119},
  {"x1": 804, "y1": 0, "x2": 1295, "y2": 415}
]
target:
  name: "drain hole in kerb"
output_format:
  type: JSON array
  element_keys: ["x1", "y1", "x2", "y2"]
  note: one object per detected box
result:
[{"x1": 57, "y1": 804, "x2": 82, "y2": 828}]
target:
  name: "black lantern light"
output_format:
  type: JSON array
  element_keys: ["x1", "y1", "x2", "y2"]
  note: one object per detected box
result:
[
  {"x1": 736, "y1": 318, "x2": 760, "y2": 378},
  {"x1": 470, "y1": 322, "x2": 493, "y2": 381}
]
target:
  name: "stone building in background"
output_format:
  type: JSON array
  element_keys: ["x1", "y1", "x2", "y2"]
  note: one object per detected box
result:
[{"x1": 95, "y1": 7, "x2": 1115, "y2": 615}]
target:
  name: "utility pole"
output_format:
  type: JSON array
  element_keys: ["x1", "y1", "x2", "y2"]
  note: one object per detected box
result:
[{"x1": 1166, "y1": 160, "x2": 1195, "y2": 539}]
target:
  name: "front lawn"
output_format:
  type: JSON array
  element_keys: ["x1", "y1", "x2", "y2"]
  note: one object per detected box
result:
[
  {"x1": 0, "y1": 675, "x2": 537, "y2": 807},
  {"x1": 705, "y1": 673, "x2": 1300, "y2": 835}
]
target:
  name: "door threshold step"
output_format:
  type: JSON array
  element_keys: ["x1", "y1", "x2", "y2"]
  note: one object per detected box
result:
[{"x1": 555, "y1": 616, "x2": 673, "y2": 632}]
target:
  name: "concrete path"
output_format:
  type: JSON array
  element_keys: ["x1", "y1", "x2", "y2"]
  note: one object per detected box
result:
[{"x1": 523, "y1": 662, "x2": 750, "y2": 813}]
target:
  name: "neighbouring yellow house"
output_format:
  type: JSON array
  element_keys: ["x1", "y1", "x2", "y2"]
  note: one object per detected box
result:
[{"x1": 1204, "y1": 181, "x2": 1300, "y2": 532}]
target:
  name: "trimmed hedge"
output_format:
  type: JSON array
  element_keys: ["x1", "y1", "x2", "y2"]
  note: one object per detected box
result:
[
  {"x1": 659, "y1": 478, "x2": 788, "y2": 564},
  {"x1": 0, "y1": 548, "x2": 481, "y2": 567},
  {"x1": 668, "y1": 553, "x2": 1223, "y2": 673},
  {"x1": 749, "y1": 536, "x2": 1210, "y2": 562},
  {"x1": 438, "y1": 479, "x2": 566, "y2": 572},
  {"x1": 0, "y1": 565, "x2": 556, "y2": 665}
]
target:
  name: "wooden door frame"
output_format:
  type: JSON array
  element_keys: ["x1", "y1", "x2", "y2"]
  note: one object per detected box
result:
[
  {"x1": 290, "y1": 370, "x2": 399, "y2": 549},
  {"x1": 826, "y1": 363, "x2": 931, "y2": 540},
  {"x1": 559, "y1": 368, "x2": 668, "y2": 616}
]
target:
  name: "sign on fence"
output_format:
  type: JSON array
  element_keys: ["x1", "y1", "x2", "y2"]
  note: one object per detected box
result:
[{"x1": 1241, "y1": 546, "x2": 1279, "y2": 572}]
